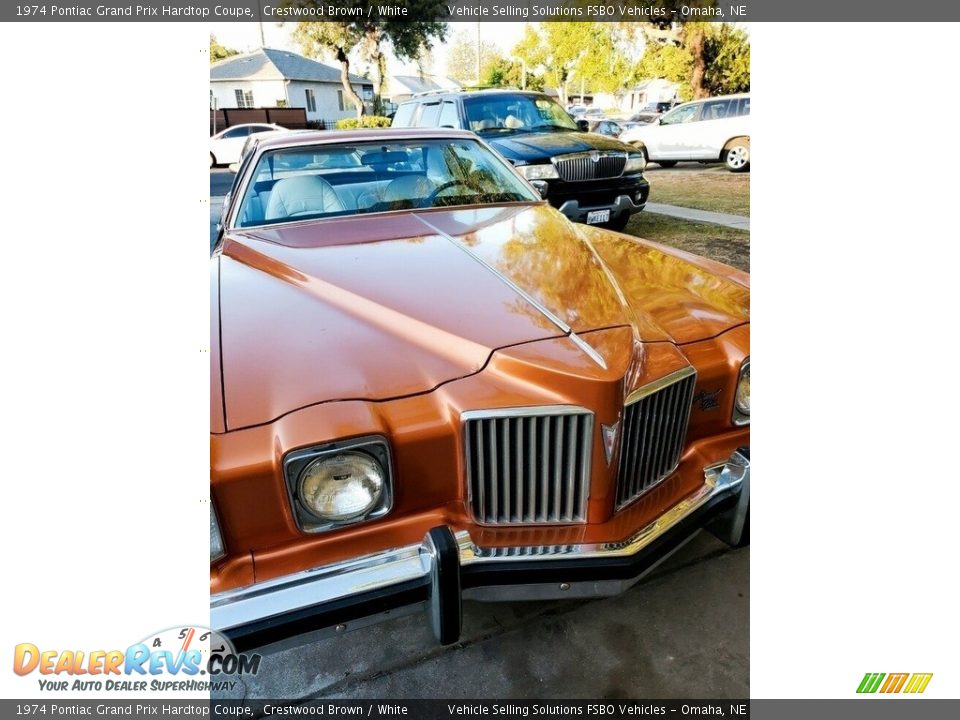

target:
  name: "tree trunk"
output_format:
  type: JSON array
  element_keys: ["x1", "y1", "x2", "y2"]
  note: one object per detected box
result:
[
  {"x1": 686, "y1": 25, "x2": 708, "y2": 99},
  {"x1": 336, "y1": 46, "x2": 365, "y2": 119}
]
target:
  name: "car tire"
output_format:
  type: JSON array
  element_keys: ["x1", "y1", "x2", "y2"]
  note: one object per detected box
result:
[
  {"x1": 656, "y1": 161, "x2": 678, "y2": 168},
  {"x1": 210, "y1": 153, "x2": 216, "y2": 168},
  {"x1": 723, "y1": 138, "x2": 750, "y2": 173},
  {"x1": 601, "y1": 213, "x2": 631, "y2": 232}
]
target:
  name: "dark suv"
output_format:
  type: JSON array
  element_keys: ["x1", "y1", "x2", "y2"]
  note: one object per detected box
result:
[{"x1": 392, "y1": 90, "x2": 649, "y2": 230}]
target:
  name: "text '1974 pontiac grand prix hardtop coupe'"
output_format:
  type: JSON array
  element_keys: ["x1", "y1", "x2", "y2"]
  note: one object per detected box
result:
[{"x1": 210, "y1": 129, "x2": 749, "y2": 649}]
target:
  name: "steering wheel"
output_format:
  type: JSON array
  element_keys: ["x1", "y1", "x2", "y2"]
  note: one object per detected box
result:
[{"x1": 425, "y1": 180, "x2": 474, "y2": 205}]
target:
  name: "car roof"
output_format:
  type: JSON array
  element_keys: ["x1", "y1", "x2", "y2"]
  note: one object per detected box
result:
[{"x1": 252, "y1": 127, "x2": 480, "y2": 151}]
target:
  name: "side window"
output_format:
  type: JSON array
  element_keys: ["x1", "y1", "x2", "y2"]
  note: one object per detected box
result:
[
  {"x1": 737, "y1": 97, "x2": 750, "y2": 116},
  {"x1": 701, "y1": 99, "x2": 734, "y2": 121},
  {"x1": 305, "y1": 89, "x2": 317, "y2": 113},
  {"x1": 393, "y1": 103, "x2": 416, "y2": 127},
  {"x1": 416, "y1": 102, "x2": 441, "y2": 127},
  {"x1": 222, "y1": 127, "x2": 250, "y2": 139},
  {"x1": 659, "y1": 104, "x2": 698, "y2": 126},
  {"x1": 438, "y1": 102, "x2": 460, "y2": 128}
]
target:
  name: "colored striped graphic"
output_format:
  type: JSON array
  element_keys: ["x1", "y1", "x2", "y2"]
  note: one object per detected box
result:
[{"x1": 857, "y1": 672, "x2": 932, "y2": 694}]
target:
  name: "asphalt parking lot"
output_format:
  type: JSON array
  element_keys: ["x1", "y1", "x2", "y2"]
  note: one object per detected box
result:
[{"x1": 209, "y1": 166, "x2": 749, "y2": 700}]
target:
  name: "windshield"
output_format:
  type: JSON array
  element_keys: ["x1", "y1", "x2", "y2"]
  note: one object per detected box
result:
[
  {"x1": 234, "y1": 138, "x2": 538, "y2": 227},
  {"x1": 462, "y1": 94, "x2": 579, "y2": 133}
]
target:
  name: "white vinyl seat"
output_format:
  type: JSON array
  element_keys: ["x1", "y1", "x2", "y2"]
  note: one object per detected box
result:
[{"x1": 264, "y1": 175, "x2": 345, "y2": 221}]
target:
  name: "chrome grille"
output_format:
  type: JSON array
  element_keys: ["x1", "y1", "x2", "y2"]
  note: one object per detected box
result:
[
  {"x1": 464, "y1": 407, "x2": 593, "y2": 525},
  {"x1": 615, "y1": 368, "x2": 697, "y2": 509},
  {"x1": 553, "y1": 152, "x2": 626, "y2": 182}
]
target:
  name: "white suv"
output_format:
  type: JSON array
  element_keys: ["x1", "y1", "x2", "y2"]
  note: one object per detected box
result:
[{"x1": 619, "y1": 94, "x2": 750, "y2": 172}]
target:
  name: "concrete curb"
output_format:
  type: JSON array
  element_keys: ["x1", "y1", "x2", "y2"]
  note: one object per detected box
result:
[{"x1": 645, "y1": 202, "x2": 750, "y2": 231}]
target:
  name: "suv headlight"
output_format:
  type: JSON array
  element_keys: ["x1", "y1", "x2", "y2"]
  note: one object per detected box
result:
[
  {"x1": 284, "y1": 437, "x2": 393, "y2": 533},
  {"x1": 210, "y1": 503, "x2": 225, "y2": 563},
  {"x1": 516, "y1": 163, "x2": 559, "y2": 181},
  {"x1": 733, "y1": 357, "x2": 750, "y2": 425},
  {"x1": 624, "y1": 154, "x2": 647, "y2": 173}
]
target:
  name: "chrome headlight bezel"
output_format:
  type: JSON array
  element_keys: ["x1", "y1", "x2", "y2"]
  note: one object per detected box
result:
[
  {"x1": 283, "y1": 436, "x2": 394, "y2": 534},
  {"x1": 210, "y1": 502, "x2": 226, "y2": 563},
  {"x1": 516, "y1": 163, "x2": 559, "y2": 181},
  {"x1": 733, "y1": 357, "x2": 750, "y2": 426}
]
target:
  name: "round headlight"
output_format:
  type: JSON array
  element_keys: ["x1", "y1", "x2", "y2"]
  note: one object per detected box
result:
[
  {"x1": 735, "y1": 362, "x2": 750, "y2": 415},
  {"x1": 298, "y1": 452, "x2": 384, "y2": 522}
]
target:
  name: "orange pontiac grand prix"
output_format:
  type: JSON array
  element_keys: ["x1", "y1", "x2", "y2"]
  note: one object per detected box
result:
[{"x1": 210, "y1": 129, "x2": 749, "y2": 649}]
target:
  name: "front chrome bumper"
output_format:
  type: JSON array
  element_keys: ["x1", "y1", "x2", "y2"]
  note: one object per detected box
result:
[{"x1": 211, "y1": 449, "x2": 749, "y2": 650}]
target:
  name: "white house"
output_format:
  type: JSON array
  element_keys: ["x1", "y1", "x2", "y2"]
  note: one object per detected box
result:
[
  {"x1": 210, "y1": 48, "x2": 374, "y2": 122},
  {"x1": 384, "y1": 74, "x2": 462, "y2": 106},
  {"x1": 589, "y1": 79, "x2": 681, "y2": 114},
  {"x1": 620, "y1": 79, "x2": 681, "y2": 112}
]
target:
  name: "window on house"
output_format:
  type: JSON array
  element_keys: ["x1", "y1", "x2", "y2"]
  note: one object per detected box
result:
[
  {"x1": 337, "y1": 90, "x2": 345, "y2": 112},
  {"x1": 234, "y1": 89, "x2": 253, "y2": 108},
  {"x1": 305, "y1": 89, "x2": 316, "y2": 113}
]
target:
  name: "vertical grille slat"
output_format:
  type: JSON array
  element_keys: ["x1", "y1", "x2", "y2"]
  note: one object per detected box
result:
[
  {"x1": 465, "y1": 408, "x2": 593, "y2": 525},
  {"x1": 615, "y1": 368, "x2": 698, "y2": 510}
]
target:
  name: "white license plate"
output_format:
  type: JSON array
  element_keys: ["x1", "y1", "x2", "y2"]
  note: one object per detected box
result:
[{"x1": 586, "y1": 209, "x2": 610, "y2": 225}]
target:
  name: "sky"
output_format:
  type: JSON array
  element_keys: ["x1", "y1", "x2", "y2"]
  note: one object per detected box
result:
[{"x1": 209, "y1": 22, "x2": 532, "y2": 79}]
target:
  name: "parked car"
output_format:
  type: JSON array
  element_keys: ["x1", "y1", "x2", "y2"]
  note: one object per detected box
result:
[
  {"x1": 588, "y1": 119, "x2": 624, "y2": 137},
  {"x1": 392, "y1": 90, "x2": 649, "y2": 230},
  {"x1": 210, "y1": 128, "x2": 750, "y2": 649},
  {"x1": 619, "y1": 94, "x2": 750, "y2": 172},
  {"x1": 642, "y1": 101, "x2": 676, "y2": 114},
  {"x1": 210, "y1": 123, "x2": 285, "y2": 167}
]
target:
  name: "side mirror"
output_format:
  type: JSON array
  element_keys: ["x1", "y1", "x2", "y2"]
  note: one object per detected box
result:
[
  {"x1": 228, "y1": 163, "x2": 241, "y2": 173},
  {"x1": 530, "y1": 180, "x2": 549, "y2": 199},
  {"x1": 576, "y1": 119, "x2": 589, "y2": 132}
]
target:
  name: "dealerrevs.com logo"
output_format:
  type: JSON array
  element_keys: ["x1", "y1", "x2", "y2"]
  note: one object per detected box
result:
[
  {"x1": 857, "y1": 672, "x2": 933, "y2": 694},
  {"x1": 13, "y1": 626, "x2": 260, "y2": 693}
]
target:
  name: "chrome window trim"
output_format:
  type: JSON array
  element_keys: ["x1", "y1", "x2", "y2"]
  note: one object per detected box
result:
[
  {"x1": 282, "y1": 435, "x2": 394, "y2": 535},
  {"x1": 226, "y1": 133, "x2": 539, "y2": 232},
  {"x1": 732, "y1": 356, "x2": 750, "y2": 426},
  {"x1": 461, "y1": 405, "x2": 594, "y2": 527}
]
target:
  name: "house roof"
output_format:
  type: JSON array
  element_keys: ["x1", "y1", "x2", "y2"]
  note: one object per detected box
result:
[{"x1": 210, "y1": 48, "x2": 370, "y2": 85}]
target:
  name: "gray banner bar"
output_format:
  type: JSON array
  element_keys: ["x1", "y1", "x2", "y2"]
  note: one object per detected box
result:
[
  {"x1": 4, "y1": 0, "x2": 960, "y2": 23},
  {"x1": 0, "y1": 700, "x2": 957, "y2": 718}
]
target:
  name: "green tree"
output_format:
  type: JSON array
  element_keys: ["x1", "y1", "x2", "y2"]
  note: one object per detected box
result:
[
  {"x1": 703, "y1": 24, "x2": 750, "y2": 96},
  {"x1": 209, "y1": 34, "x2": 238, "y2": 64},
  {"x1": 291, "y1": 2, "x2": 447, "y2": 118},
  {"x1": 512, "y1": 23, "x2": 632, "y2": 103}
]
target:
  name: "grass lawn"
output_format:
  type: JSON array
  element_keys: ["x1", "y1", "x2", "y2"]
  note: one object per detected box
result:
[
  {"x1": 645, "y1": 165, "x2": 750, "y2": 216},
  {"x1": 623, "y1": 211, "x2": 750, "y2": 273}
]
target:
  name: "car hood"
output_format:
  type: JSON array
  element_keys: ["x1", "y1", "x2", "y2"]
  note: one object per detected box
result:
[
  {"x1": 215, "y1": 204, "x2": 749, "y2": 430},
  {"x1": 484, "y1": 130, "x2": 635, "y2": 163}
]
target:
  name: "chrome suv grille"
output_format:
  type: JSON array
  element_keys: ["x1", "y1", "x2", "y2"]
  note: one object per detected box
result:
[
  {"x1": 464, "y1": 408, "x2": 593, "y2": 525},
  {"x1": 615, "y1": 368, "x2": 697, "y2": 509},
  {"x1": 553, "y1": 151, "x2": 626, "y2": 182}
]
